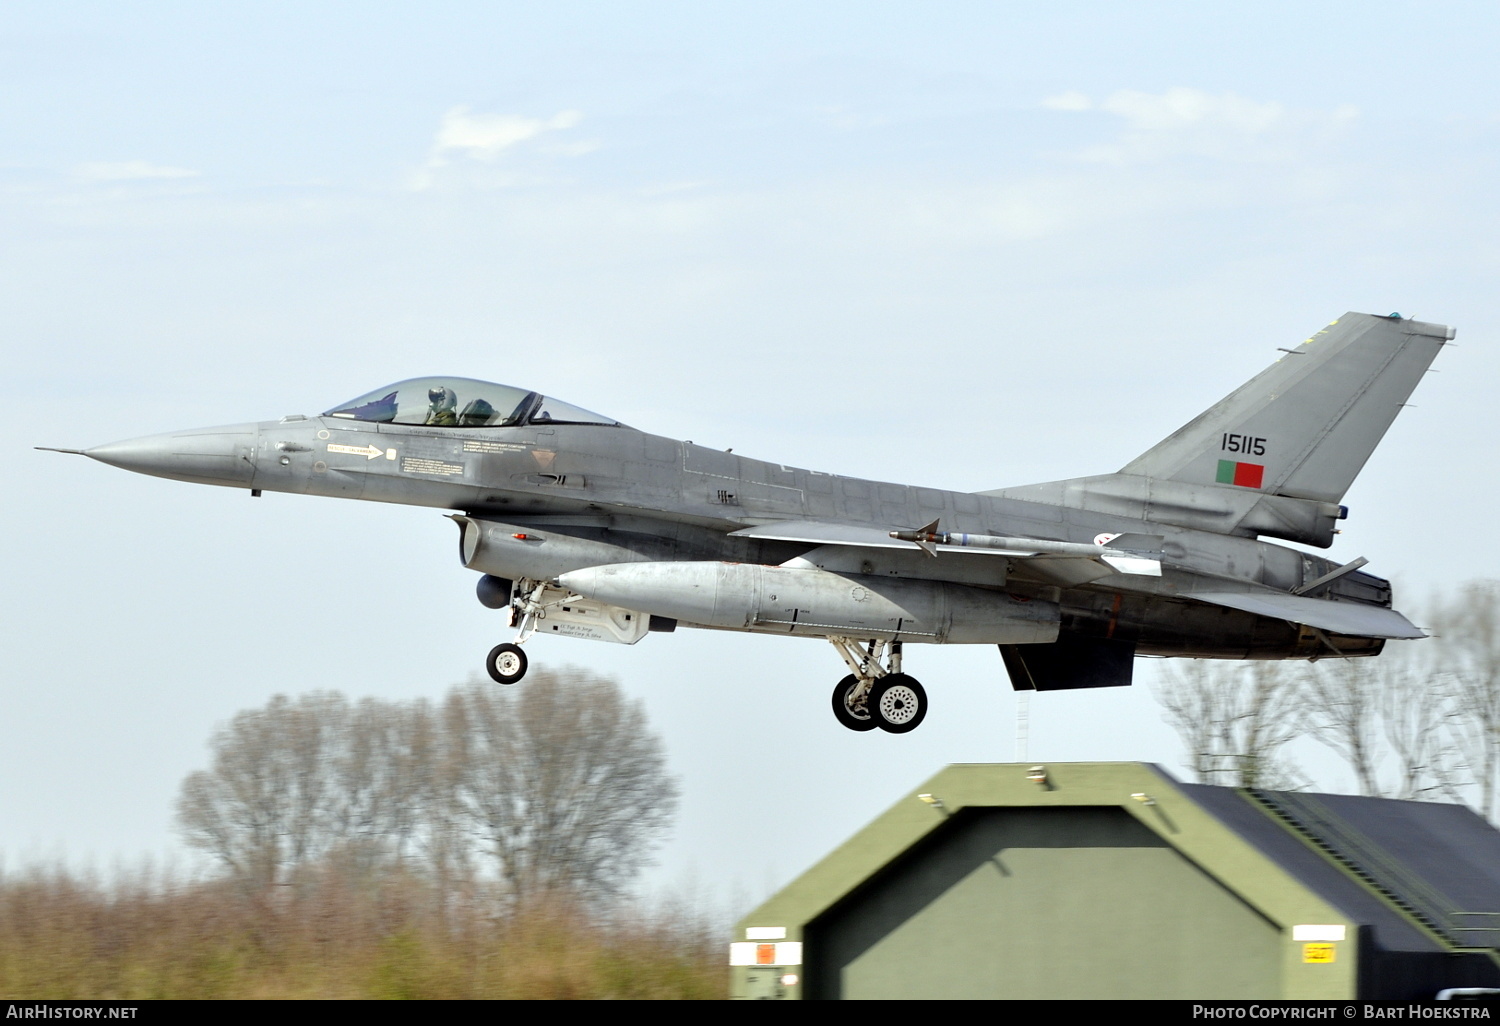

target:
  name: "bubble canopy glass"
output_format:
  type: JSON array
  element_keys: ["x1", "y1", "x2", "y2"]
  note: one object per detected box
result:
[{"x1": 324, "y1": 377, "x2": 620, "y2": 428}]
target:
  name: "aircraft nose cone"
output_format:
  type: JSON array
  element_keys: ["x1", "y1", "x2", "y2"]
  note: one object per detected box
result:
[{"x1": 85, "y1": 424, "x2": 259, "y2": 487}]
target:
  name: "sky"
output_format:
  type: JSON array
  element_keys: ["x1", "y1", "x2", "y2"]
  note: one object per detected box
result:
[{"x1": 4, "y1": 1, "x2": 1500, "y2": 910}]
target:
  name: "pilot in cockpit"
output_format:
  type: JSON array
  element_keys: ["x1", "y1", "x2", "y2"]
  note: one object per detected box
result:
[{"x1": 425, "y1": 386, "x2": 459, "y2": 426}]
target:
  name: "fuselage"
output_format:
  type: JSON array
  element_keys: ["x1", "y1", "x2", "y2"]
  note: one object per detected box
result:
[{"x1": 84, "y1": 413, "x2": 1390, "y2": 660}]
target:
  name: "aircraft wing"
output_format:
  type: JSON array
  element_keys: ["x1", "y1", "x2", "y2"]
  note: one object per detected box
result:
[{"x1": 1189, "y1": 591, "x2": 1425, "y2": 639}]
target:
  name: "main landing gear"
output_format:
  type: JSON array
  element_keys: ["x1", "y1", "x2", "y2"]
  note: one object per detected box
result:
[{"x1": 827, "y1": 637, "x2": 928, "y2": 734}]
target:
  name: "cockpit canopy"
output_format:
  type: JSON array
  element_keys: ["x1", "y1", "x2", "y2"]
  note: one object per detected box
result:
[{"x1": 324, "y1": 377, "x2": 620, "y2": 429}]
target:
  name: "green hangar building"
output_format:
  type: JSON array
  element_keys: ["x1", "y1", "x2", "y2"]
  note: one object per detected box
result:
[{"x1": 730, "y1": 763, "x2": 1500, "y2": 1000}]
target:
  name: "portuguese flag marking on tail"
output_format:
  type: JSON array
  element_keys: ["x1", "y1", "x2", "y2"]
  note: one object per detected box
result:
[{"x1": 1216, "y1": 460, "x2": 1264, "y2": 488}]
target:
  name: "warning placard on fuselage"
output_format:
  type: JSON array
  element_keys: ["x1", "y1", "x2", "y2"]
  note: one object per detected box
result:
[{"x1": 401, "y1": 457, "x2": 466, "y2": 477}]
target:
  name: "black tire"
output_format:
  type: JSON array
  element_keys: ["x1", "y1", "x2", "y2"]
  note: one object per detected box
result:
[
  {"x1": 831, "y1": 674, "x2": 877, "y2": 732},
  {"x1": 486, "y1": 642, "x2": 528, "y2": 685},
  {"x1": 870, "y1": 673, "x2": 927, "y2": 734}
]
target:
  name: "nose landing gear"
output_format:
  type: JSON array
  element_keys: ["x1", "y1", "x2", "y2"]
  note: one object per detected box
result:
[
  {"x1": 482, "y1": 578, "x2": 552, "y2": 686},
  {"x1": 827, "y1": 637, "x2": 928, "y2": 734}
]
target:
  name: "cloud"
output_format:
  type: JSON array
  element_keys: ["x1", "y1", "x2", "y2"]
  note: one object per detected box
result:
[
  {"x1": 1041, "y1": 90, "x2": 1092, "y2": 112},
  {"x1": 1101, "y1": 88, "x2": 1286, "y2": 134},
  {"x1": 412, "y1": 106, "x2": 589, "y2": 190},
  {"x1": 73, "y1": 161, "x2": 199, "y2": 182},
  {"x1": 1044, "y1": 87, "x2": 1358, "y2": 165},
  {"x1": 429, "y1": 107, "x2": 582, "y2": 163}
]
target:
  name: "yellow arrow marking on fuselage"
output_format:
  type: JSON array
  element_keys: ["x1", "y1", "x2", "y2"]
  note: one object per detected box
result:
[{"x1": 327, "y1": 443, "x2": 383, "y2": 460}]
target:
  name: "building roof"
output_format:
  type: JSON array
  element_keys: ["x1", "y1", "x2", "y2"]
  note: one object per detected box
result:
[
  {"x1": 743, "y1": 763, "x2": 1500, "y2": 957},
  {"x1": 1184, "y1": 782, "x2": 1500, "y2": 952}
]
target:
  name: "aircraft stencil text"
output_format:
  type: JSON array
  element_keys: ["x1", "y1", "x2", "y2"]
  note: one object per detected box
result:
[{"x1": 1221, "y1": 432, "x2": 1268, "y2": 456}]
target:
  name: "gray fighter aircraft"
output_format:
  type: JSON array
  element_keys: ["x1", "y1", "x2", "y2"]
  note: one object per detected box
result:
[{"x1": 44, "y1": 312, "x2": 1449, "y2": 733}]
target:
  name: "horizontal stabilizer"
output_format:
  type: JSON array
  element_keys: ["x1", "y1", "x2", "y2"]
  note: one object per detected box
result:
[{"x1": 1189, "y1": 591, "x2": 1424, "y2": 639}]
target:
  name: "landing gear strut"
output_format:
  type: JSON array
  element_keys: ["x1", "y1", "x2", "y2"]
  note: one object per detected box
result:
[
  {"x1": 827, "y1": 637, "x2": 928, "y2": 734},
  {"x1": 481, "y1": 578, "x2": 556, "y2": 686}
]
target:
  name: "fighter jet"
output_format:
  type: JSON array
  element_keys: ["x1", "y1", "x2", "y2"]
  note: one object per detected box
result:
[{"x1": 43, "y1": 312, "x2": 1449, "y2": 734}]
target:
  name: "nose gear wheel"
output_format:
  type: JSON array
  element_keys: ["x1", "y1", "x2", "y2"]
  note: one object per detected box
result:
[{"x1": 486, "y1": 642, "x2": 528, "y2": 685}]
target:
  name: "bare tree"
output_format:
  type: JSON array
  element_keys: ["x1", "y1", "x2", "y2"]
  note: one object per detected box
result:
[
  {"x1": 177, "y1": 693, "x2": 349, "y2": 890},
  {"x1": 1154, "y1": 659, "x2": 1229, "y2": 784},
  {"x1": 324, "y1": 697, "x2": 439, "y2": 872},
  {"x1": 1378, "y1": 647, "x2": 1466, "y2": 802},
  {"x1": 1154, "y1": 660, "x2": 1304, "y2": 789},
  {"x1": 446, "y1": 671, "x2": 678, "y2": 905},
  {"x1": 177, "y1": 672, "x2": 678, "y2": 905},
  {"x1": 1155, "y1": 581, "x2": 1500, "y2": 813},
  {"x1": 1432, "y1": 581, "x2": 1500, "y2": 820},
  {"x1": 1302, "y1": 657, "x2": 1384, "y2": 796},
  {"x1": 1300, "y1": 641, "x2": 1467, "y2": 801}
]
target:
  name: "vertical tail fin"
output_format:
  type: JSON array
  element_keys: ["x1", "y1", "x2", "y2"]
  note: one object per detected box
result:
[{"x1": 1121, "y1": 312, "x2": 1452, "y2": 504}]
